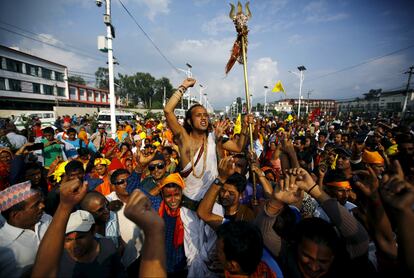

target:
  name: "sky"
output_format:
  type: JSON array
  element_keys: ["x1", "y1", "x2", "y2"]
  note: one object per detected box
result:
[{"x1": 1, "y1": 0, "x2": 414, "y2": 109}]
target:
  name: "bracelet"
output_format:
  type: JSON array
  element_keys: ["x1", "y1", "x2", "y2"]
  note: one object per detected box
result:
[
  {"x1": 307, "y1": 183, "x2": 318, "y2": 194},
  {"x1": 178, "y1": 85, "x2": 187, "y2": 92}
]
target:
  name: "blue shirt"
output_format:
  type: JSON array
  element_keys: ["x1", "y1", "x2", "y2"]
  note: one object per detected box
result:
[{"x1": 164, "y1": 214, "x2": 187, "y2": 273}]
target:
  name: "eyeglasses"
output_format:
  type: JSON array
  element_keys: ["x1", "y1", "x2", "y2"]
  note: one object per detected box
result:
[
  {"x1": 148, "y1": 162, "x2": 165, "y2": 171},
  {"x1": 115, "y1": 178, "x2": 127, "y2": 185}
]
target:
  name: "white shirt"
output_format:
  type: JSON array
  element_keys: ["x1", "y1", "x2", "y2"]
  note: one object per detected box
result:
[
  {"x1": 0, "y1": 214, "x2": 52, "y2": 277},
  {"x1": 314, "y1": 200, "x2": 357, "y2": 223},
  {"x1": 6, "y1": 132, "x2": 27, "y2": 150},
  {"x1": 106, "y1": 192, "x2": 144, "y2": 268}
]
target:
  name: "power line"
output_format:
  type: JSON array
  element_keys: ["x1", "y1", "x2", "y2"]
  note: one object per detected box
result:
[
  {"x1": 117, "y1": 0, "x2": 180, "y2": 73},
  {"x1": 0, "y1": 20, "x2": 104, "y2": 61},
  {"x1": 307, "y1": 43, "x2": 414, "y2": 83},
  {"x1": 0, "y1": 25, "x2": 105, "y2": 63}
]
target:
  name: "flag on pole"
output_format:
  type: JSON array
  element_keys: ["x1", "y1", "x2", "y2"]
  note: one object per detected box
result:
[
  {"x1": 233, "y1": 114, "x2": 242, "y2": 135},
  {"x1": 272, "y1": 80, "x2": 285, "y2": 94}
]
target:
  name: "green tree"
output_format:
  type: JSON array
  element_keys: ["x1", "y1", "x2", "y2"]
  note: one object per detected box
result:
[
  {"x1": 67, "y1": 75, "x2": 86, "y2": 85},
  {"x1": 117, "y1": 72, "x2": 174, "y2": 109},
  {"x1": 95, "y1": 67, "x2": 109, "y2": 89}
]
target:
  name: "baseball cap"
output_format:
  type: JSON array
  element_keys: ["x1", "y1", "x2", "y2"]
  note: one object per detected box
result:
[
  {"x1": 98, "y1": 124, "x2": 105, "y2": 129},
  {"x1": 65, "y1": 210, "x2": 95, "y2": 234}
]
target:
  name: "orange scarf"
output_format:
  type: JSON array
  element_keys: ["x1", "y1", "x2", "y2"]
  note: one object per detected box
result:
[{"x1": 158, "y1": 200, "x2": 184, "y2": 249}]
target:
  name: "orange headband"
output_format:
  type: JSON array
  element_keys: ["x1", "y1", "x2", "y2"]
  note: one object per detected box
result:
[
  {"x1": 326, "y1": 181, "x2": 351, "y2": 189},
  {"x1": 362, "y1": 150, "x2": 384, "y2": 165},
  {"x1": 160, "y1": 173, "x2": 185, "y2": 190}
]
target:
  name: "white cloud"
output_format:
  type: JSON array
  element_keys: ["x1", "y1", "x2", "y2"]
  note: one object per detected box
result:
[
  {"x1": 303, "y1": 0, "x2": 349, "y2": 23},
  {"x1": 287, "y1": 34, "x2": 303, "y2": 45},
  {"x1": 134, "y1": 0, "x2": 170, "y2": 21},
  {"x1": 13, "y1": 33, "x2": 103, "y2": 83},
  {"x1": 201, "y1": 14, "x2": 234, "y2": 36}
]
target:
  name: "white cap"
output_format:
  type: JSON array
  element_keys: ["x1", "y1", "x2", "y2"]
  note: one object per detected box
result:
[{"x1": 65, "y1": 210, "x2": 95, "y2": 234}]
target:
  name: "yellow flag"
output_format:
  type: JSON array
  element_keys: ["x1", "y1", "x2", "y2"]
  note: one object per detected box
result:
[
  {"x1": 272, "y1": 80, "x2": 285, "y2": 94},
  {"x1": 233, "y1": 114, "x2": 242, "y2": 135}
]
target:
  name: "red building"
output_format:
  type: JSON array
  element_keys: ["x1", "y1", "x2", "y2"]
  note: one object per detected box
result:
[{"x1": 67, "y1": 83, "x2": 121, "y2": 107}]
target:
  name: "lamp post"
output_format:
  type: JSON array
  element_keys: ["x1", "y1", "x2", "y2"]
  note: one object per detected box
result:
[
  {"x1": 96, "y1": 0, "x2": 117, "y2": 138},
  {"x1": 199, "y1": 84, "x2": 207, "y2": 104},
  {"x1": 289, "y1": 65, "x2": 307, "y2": 119},
  {"x1": 264, "y1": 85, "x2": 269, "y2": 113}
]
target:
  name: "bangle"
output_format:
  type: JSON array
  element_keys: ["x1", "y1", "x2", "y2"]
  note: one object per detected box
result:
[
  {"x1": 178, "y1": 85, "x2": 187, "y2": 92},
  {"x1": 307, "y1": 183, "x2": 318, "y2": 194}
]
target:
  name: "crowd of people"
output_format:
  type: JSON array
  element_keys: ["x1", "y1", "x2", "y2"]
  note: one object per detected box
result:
[{"x1": 0, "y1": 77, "x2": 413, "y2": 278}]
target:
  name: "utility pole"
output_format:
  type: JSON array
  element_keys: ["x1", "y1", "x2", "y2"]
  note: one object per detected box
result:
[
  {"x1": 402, "y1": 65, "x2": 414, "y2": 119},
  {"x1": 264, "y1": 85, "x2": 269, "y2": 114},
  {"x1": 163, "y1": 86, "x2": 166, "y2": 107},
  {"x1": 106, "y1": 0, "x2": 116, "y2": 138},
  {"x1": 306, "y1": 89, "x2": 313, "y2": 114}
]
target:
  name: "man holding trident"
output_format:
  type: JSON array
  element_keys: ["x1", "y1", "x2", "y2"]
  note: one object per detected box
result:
[{"x1": 164, "y1": 77, "x2": 251, "y2": 277}]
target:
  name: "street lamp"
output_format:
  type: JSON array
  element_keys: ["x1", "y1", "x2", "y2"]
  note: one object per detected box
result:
[
  {"x1": 199, "y1": 84, "x2": 207, "y2": 104},
  {"x1": 96, "y1": 0, "x2": 117, "y2": 138},
  {"x1": 264, "y1": 85, "x2": 269, "y2": 113},
  {"x1": 289, "y1": 65, "x2": 307, "y2": 119}
]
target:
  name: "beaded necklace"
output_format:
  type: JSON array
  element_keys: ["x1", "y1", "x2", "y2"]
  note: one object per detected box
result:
[{"x1": 190, "y1": 136, "x2": 208, "y2": 179}]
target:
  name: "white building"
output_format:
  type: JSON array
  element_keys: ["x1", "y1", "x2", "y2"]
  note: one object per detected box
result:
[
  {"x1": 0, "y1": 45, "x2": 68, "y2": 110},
  {"x1": 272, "y1": 100, "x2": 292, "y2": 113},
  {"x1": 337, "y1": 89, "x2": 414, "y2": 116}
]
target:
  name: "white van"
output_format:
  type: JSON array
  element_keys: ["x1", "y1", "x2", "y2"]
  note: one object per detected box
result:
[
  {"x1": 97, "y1": 110, "x2": 135, "y2": 125},
  {"x1": 13, "y1": 111, "x2": 56, "y2": 131}
]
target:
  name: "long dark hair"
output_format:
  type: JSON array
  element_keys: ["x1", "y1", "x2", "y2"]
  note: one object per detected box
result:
[{"x1": 183, "y1": 104, "x2": 210, "y2": 135}]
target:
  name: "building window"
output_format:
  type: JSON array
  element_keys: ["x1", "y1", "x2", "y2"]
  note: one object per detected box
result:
[
  {"x1": 9, "y1": 79, "x2": 21, "y2": 91},
  {"x1": 42, "y1": 68, "x2": 52, "y2": 79},
  {"x1": 43, "y1": 84, "x2": 54, "y2": 95},
  {"x1": 6, "y1": 58, "x2": 23, "y2": 73},
  {"x1": 27, "y1": 64, "x2": 40, "y2": 76},
  {"x1": 55, "y1": 72, "x2": 64, "y2": 82},
  {"x1": 0, "y1": 77, "x2": 5, "y2": 90},
  {"x1": 69, "y1": 87, "x2": 77, "y2": 99},
  {"x1": 101, "y1": 93, "x2": 106, "y2": 102},
  {"x1": 33, "y1": 83, "x2": 41, "y2": 94},
  {"x1": 95, "y1": 92, "x2": 99, "y2": 102},
  {"x1": 87, "y1": 90, "x2": 93, "y2": 101},
  {"x1": 79, "y1": 88, "x2": 86, "y2": 100},
  {"x1": 57, "y1": 87, "x2": 65, "y2": 97}
]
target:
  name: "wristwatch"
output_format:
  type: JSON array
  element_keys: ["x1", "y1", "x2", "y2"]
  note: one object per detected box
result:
[{"x1": 213, "y1": 178, "x2": 224, "y2": 187}]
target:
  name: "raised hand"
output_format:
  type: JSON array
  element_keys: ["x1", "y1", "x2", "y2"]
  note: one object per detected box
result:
[
  {"x1": 286, "y1": 168, "x2": 315, "y2": 192},
  {"x1": 181, "y1": 78, "x2": 196, "y2": 89},
  {"x1": 124, "y1": 190, "x2": 164, "y2": 234},
  {"x1": 281, "y1": 133, "x2": 295, "y2": 154},
  {"x1": 218, "y1": 156, "x2": 236, "y2": 182},
  {"x1": 273, "y1": 173, "x2": 302, "y2": 205},
  {"x1": 380, "y1": 160, "x2": 414, "y2": 212},
  {"x1": 353, "y1": 166, "x2": 379, "y2": 199},
  {"x1": 214, "y1": 120, "x2": 230, "y2": 140},
  {"x1": 243, "y1": 114, "x2": 254, "y2": 126},
  {"x1": 60, "y1": 176, "x2": 88, "y2": 209}
]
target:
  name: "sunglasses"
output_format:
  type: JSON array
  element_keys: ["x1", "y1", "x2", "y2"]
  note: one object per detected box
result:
[
  {"x1": 115, "y1": 178, "x2": 127, "y2": 185},
  {"x1": 148, "y1": 162, "x2": 165, "y2": 171}
]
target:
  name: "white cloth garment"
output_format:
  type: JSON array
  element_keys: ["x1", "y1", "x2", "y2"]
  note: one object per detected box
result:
[
  {"x1": 180, "y1": 132, "x2": 223, "y2": 277},
  {"x1": 6, "y1": 132, "x2": 27, "y2": 150},
  {"x1": 0, "y1": 213, "x2": 52, "y2": 277},
  {"x1": 106, "y1": 192, "x2": 144, "y2": 268}
]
